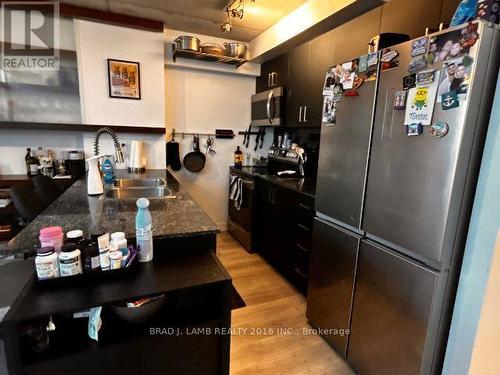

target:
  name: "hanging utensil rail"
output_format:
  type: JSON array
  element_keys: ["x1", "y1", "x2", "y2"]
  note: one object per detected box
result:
[{"x1": 170, "y1": 128, "x2": 259, "y2": 139}]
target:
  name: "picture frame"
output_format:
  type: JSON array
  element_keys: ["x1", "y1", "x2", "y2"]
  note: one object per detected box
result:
[{"x1": 107, "y1": 59, "x2": 141, "y2": 100}]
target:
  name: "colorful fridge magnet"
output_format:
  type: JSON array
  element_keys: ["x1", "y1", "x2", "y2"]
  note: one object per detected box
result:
[
  {"x1": 437, "y1": 56, "x2": 473, "y2": 102},
  {"x1": 367, "y1": 52, "x2": 379, "y2": 67},
  {"x1": 394, "y1": 90, "x2": 407, "y2": 110},
  {"x1": 408, "y1": 55, "x2": 427, "y2": 73},
  {"x1": 406, "y1": 123, "x2": 423, "y2": 136},
  {"x1": 381, "y1": 48, "x2": 398, "y2": 62},
  {"x1": 365, "y1": 69, "x2": 378, "y2": 82},
  {"x1": 333, "y1": 64, "x2": 344, "y2": 78},
  {"x1": 404, "y1": 70, "x2": 440, "y2": 126},
  {"x1": 403, "y1": 74, "x2": 417, "y2": 90},
  {"x1": 345, "y1": 89, "x2": 359, "y2": 97},
  {"x1": 441, "y1": 91, "x2": 459, "y2": 110},
  {"x1": 332, "y1": 84, "x2": 343, "y2": 102},
  {"x1": 358, "y1": 55, "x2": 368, "y2": 72},
  {"x1": 353, "y1": 74, "x2": 365, "y2": 89},
  {"x1": 416, "y1": 70, "x2": 436, "y2": 86},
  {"x1": 430, "y1": 121, "x2": 449, "y2": 137},
  {"x1": 459, "y1": 23, "x2": 479, "y2": 50},
  {"x1": 411, "y1": 37, "x2": 429, "y2": 57}
]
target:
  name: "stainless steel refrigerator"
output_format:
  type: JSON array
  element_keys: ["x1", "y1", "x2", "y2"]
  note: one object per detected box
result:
[{"x1": 307, "y1": 21, "x2": 499, "y2": 375}]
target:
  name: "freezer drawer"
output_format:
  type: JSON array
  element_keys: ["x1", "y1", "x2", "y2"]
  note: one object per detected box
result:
[
  {"x1": 306, "y1": 218, "x2": 361, "y2": 357},
  {"x1": 347, "y1": 240, "x2": 447, "y2": 375},
  {"x1": 315, "y1": 66, "x2": 378, "y2": 230}
]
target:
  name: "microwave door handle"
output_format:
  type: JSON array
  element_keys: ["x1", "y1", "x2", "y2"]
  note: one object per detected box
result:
[{"x1": 266, "y1": 91, "x2": 274, "y2": 124}]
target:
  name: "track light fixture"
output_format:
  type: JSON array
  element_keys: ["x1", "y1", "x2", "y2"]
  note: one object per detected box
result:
[{"x1": 221, "y1": 0, "x2": 255, "y2": 33}]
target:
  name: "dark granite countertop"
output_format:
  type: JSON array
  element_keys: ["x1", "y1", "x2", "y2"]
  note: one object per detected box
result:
[
  {"x1": 5, "y1": 170, "x2": 219, "y2": 257},
  {"x1": 230, "y1": 166, "x2": 316, "y2": 198}
]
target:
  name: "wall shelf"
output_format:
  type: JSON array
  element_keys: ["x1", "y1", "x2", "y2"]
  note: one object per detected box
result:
[
  {"x1": 172, "y1": 45, "x2": 247, "y2": 67},
  {"x1": 0, "y1": 122, "x2": 165, "y2": 134}
]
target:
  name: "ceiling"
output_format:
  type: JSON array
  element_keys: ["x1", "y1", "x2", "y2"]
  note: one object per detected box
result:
[{"x1": 63, "y1": 0, "x2": 309, "y2": 41}]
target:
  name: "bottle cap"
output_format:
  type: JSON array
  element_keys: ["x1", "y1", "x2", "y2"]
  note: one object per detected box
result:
[
  {"x1": 136, "y1": 197, "x2": 150, "y2": 209},
  {"x1": 111, "y1": 232, "x2": 126, "y2": 241},
  {"x1": 67, "y1": 230, "x2": 84, "y2": 239},
  {"x1": 61, "y1": 243, "x2": 77, "y2": 252},
  {"x1": 37, "y1": 246, "x2": 55, "y2": 255},
  {"x1": 39, "y1": 226, "x2": 63, "y2": 238}
]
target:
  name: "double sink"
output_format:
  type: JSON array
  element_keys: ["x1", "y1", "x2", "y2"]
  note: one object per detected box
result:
[{"x1": 105, "y1": 178, "x2": 174, "y2": 199}]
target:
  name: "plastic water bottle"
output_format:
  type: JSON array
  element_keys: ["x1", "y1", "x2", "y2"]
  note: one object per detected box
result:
[{"x1": 135, "y1": 198, "x2": 153, "y2": 262}]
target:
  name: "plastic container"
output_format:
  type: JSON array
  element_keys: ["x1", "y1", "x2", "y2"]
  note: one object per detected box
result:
[
  {"x1": 66, "y1": 229, "x2": 86, "y2": 246},
  {"x1": 109, "y1": 250, "x2": 122, "y2": 270},
  {"x1": 35, "y1": 246, "x2": 60, "y2": 280},
  {"x1": 136, "y1": 198, "x2": 153, "y2": 262},
  {"x1": 59, "y1": 243, "x2": 82, "y2": 277},
  {"x1": 39, "y1": 226, "x2": 64, "y2": 252},
  {"x1": 99, "y1": 246, "x2": 110, "y2": 271},
  {"x1": 111, "y1": 232, "x2": 128, "y2": 266},
  {"x1": 83, "y1": 244, "x2": 100, "y2": 272}
]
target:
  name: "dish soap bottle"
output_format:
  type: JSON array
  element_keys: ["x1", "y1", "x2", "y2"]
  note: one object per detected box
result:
[
  {"x1": 234, "y1": 146, "x2": 243, "y2": 168},
  {"x1": 136, "y1": 198, "x2": 153, "y2": 262},
  {"x1": 101, "y1": 157, "x2": 115, "y2": 185}
]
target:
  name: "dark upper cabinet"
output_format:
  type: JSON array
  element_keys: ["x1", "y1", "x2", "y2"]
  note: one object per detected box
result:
[
  {"x1": 379, "y1": 0, "x2": 442, "y2": 39},
  {"x1": 286, "y1": 42, "x2": 311, "y2": 127},
  {"x1": 255, "y1": 53, "x2": 289, "y2": 93}
]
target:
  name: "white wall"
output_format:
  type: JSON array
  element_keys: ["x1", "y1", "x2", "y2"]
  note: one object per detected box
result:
[
  {"x1": 74, "y1": 19, "x2": 165, "y2": 128},
  {"x1": 165, "y1": 65, "x2": 272, "y2": 230}
]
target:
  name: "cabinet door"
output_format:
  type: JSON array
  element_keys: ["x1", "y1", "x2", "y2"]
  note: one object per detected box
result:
[
  {"x1": 287, "y1": 42, "x2": 310, "y2": 127},
  {"x1": 379, "y1": 0, "x2": 441, "y2": 39},
  {"x1": 255, "y1": 181, "x2": 276, "y2": 258},
  {"x1": 306, "y1": 31, "x2": 336, "y2": 128},
  {"x1": 306, "y1": 218, "x2": 360, "y2": 357},
  {"x1": 256, "y1": 59, "x2": 274, "y2": 93},
  {"x1": 270, "y1": 52, "x2": 289, "y2": 88}
]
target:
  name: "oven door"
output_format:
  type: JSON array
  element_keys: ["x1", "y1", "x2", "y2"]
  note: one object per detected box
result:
[{"x1": 228, "y1": 174, "x2": 254, "y2": 231}]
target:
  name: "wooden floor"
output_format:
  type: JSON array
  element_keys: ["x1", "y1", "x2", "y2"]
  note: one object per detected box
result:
[{"x1": 217, "y1": 232, "x2": 354, "y2": 375}]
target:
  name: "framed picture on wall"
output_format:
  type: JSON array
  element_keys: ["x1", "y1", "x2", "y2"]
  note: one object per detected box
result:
[{"x1": 107, "y1": 59, "x2": 141, "y2": 100}]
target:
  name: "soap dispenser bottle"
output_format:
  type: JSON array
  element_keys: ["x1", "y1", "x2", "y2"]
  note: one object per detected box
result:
[{"x1": 86, "y1": 155, "x2": 104, "y2": 196}]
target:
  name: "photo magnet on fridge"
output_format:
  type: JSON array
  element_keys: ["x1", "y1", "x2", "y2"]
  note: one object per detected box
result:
[
  {"x1": 367, "y1": 52, "x2": 378, "y2": 67},
  {"x1": 404, "y1": 70, "x2": 440, "y2": 126},
  {"x1": 394, "y1": 90, "x2": 407, "y2": 110},
  {"x1": 358, "y1": 54, "x2": 368, "y2": 72},
  {"x1": 323, "y1": 70, "x2": 336, "y2": 95},
  {"x1": 406, "y1": 123, "x2": 423, "y2": 136},
  {"x1": 411, "y1": 37, "x2": 429, "y2": 57},
  {"x1": 322, "y1": 96, "x2": 336, "y2": 125},
  {"x1": 408, "y1": 55, "x2": 427, "y2": 73},
  {"x1": 430, "y1": 121, "x2": 449, "y2": 138},
  {"x1": 437, "y1": 56, "x2": 472, "y2": 102}
]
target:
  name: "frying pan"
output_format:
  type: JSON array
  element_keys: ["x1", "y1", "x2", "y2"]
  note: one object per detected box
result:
[{"x1": 183, "y1": 135, "x2": 206, "y2": 173}]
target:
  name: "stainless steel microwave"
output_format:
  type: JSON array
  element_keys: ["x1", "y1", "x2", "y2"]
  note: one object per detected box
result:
[{"x1": 251, "y1": 87, "x2": 285, "y2": 126}]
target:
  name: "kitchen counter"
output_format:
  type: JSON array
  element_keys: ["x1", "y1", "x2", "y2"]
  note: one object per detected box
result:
[
  {"x1": 230, "y1": 166, "x2": 317, "y2": 198},
  {"x1": 5, "y1": 170, "x2": 219, "y2": 258}
]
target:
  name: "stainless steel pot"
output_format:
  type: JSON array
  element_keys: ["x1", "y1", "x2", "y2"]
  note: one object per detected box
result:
[
  {"x1": 174, "y1": 35, "x2": 200, "y2": 52},
  {"x1": 224, "y1": 42, "x2": 247, "y2": 58}
]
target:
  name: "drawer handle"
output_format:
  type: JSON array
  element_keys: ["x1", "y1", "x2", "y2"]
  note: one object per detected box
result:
[
  {"x1": 298, "y1": 203, "x2": 313, "y2": 211},
  {"x1": 296, "y1": 243, "x2": 309, "y2": 253},
  {"x1": 294, "y1": 267, "x2": 307, "y2": 278},
  {"x1": 297, "y1": 223, "x2": 310, "y2": 232}
]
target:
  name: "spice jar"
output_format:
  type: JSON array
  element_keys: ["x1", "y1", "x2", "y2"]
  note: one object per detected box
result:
[
  {"x1": 66, "y1": 229, "x2": 86, "y2": 246},
  {"x1": 83, "y1": 244, "x2": 100, "y2": 272},
  {"x1": 35, "y1": 246, "x2": 60, "y2": 280},
  {"x1": 39, "y1": 227, "x2": 64, "y2": 252},
  {"x1": 59, "y1": 243, "x2": 82, "y2": 277}
]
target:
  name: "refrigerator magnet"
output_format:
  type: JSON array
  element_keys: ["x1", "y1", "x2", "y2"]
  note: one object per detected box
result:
[
  {"x1": 358, "y1": 54, "x2": 368, "y2": 72},
  {"x1": 406, "y1": 123, "x2": 423, "y2": 136},
  {"x1": 367, "y1": 52, "x2": 378, "y2": 67},
  {"x1": 430, "y1": 121, "x2": 449, "y2": 138},
  {"x1": 403, "y1": 74, "x2": 416, "y2": 90},
  {"x1": 441, "y1": 91, "x2": 459, "y2": 110},
  {"x1": 404, "y1": 71, "x2": 440, "y2": 126},
  {"x1": 459, "y1": 23, "x2": 479, "y2": 50},
  {"x1": 394, "y1": 90, "x2": 407, "y2": 110},
  {"x1": 381, "y1": 48, "x2": 398, "y2": 62},
  {"x1": 416, "y1": 70, "x2": 436, "y2": 86},
  {"x1": 411, "y1": 37, "x2": 429, "y2": 57},
  {"x1": 408, "y1": 55, "x2": 427, "y2": 73}
]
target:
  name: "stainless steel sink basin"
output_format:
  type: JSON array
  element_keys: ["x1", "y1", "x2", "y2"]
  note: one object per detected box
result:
[
  {"x1": 105, "y1": 178, "x2": 174, "y2": 199},
  {"x1": 114, "y1": 178, "x2": 166, "y2": 188}
]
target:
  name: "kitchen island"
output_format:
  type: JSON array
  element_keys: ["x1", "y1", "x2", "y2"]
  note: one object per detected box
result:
[
  {"x1": 6, "y1": 170, "x2": 220, "y2": 258},
  {"x1": 1, "y1": 170, "x2": 231, "y2": 375}
]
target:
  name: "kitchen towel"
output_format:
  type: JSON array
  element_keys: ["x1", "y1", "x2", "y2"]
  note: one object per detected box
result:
[
  {"x1": 229, "y1": 175, "x2": 243, "y2": 210},
  {"x1": 166, "y1": 141, "x2": 181, "y2": 171}
]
